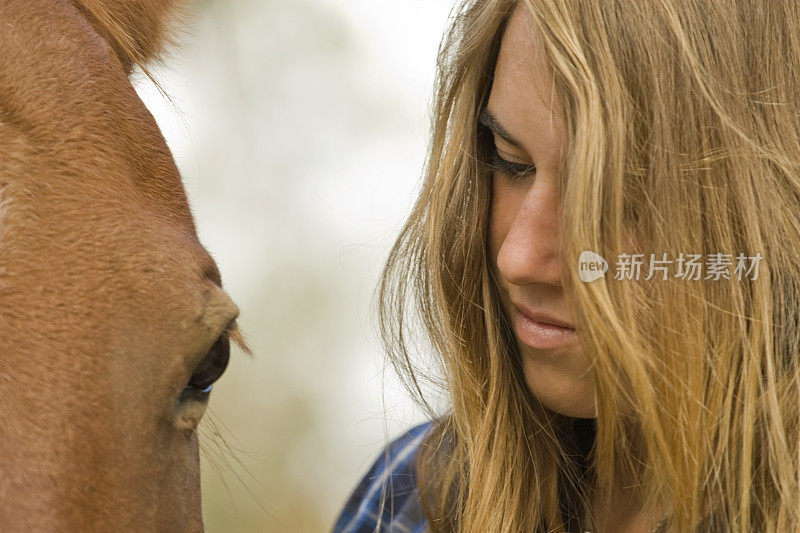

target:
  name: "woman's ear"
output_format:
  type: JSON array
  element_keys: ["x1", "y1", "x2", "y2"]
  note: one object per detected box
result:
[{"x1": 70, "y1": 0, "x2": 184, "y2": 74}]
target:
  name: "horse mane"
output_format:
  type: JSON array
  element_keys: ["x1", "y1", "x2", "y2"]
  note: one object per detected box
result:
[{"x1": 70, "y1": 0, "x2": 184, "y2": 75}]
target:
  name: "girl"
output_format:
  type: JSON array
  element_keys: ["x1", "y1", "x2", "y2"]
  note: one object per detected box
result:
[{"x1": 334, "y1": 1, "x2": 800, "y2": 531}]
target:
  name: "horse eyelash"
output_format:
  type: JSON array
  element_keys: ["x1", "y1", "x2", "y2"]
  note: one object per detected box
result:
[{"x1": 223, "y1": 320, "x2": 254, "y2": 358}]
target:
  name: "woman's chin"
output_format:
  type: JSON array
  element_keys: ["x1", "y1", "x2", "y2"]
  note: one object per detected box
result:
[{"x1": 522, "y1": 356, "x2": 596, "y2": 418}]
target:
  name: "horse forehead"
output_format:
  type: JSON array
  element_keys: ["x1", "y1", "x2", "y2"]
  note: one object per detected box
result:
[
  {"x1": 0, "y1": 0, "x2": 226, "y2": 311},
  {"x1": 0, "y1": 0, "x2": 202, "y2": 237}
]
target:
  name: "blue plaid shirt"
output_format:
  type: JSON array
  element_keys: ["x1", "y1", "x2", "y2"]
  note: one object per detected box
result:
[{"x1": 332, "y1": 421, "x2": 434, "y2": 533}]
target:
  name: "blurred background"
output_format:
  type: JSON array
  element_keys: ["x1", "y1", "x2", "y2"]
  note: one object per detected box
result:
[{"x1": 135, "y1": 0, "x2": 453, "y2": 531}]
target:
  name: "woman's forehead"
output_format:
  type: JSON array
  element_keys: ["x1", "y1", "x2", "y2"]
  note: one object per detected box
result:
[{"x1": 487, "y1": 5, "x2": 565, "y2": 165}]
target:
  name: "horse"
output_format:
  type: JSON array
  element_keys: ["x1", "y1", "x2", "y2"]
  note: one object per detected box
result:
[{"x1": 0, "y1": 0, "x2": 250, "y2": 530}]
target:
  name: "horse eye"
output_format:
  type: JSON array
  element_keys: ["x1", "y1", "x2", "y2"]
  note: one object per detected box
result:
[{"x1": 185, "y1": 329, "x2": 231, "y2": 394}]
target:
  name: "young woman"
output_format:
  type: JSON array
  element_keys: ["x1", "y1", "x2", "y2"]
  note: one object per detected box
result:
[{"x1": 333, "y1": 0, "x2": 800, "y2": 531}]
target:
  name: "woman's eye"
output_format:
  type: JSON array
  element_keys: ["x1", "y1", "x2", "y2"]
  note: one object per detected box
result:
[
  {"x1": 486, "y1": 144, "x2": 536, "y2": 180},
  {"x1": 183, "y1": 325, "x2": 232, "y2": 396}
]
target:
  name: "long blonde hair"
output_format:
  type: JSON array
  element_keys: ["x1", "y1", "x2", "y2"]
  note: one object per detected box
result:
[{"x1": 377, "y1": 0, "x2": 800, "y2": 531}]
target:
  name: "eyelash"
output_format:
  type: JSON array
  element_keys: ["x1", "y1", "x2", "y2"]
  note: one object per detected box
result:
[
  {"x1": 486, "y1": 145, "x2": 536, "y2": 180},
  {"x1": 476, "y1": 118, "x2": 537, "y2": 180}
]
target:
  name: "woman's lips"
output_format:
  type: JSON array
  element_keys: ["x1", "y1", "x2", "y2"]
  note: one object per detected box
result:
[{"x1": 512, "y1": 305, "x2": 579, "y2": 350}]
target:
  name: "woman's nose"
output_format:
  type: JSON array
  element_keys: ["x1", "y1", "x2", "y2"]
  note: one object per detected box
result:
[{"x1": 495, "y1": 178, "x2": 563, "y2": 288}]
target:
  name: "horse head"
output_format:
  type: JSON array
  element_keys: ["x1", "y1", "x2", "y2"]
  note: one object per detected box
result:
[{"x1": 0, "y1": 1, "x2": 247, "y2": 530}]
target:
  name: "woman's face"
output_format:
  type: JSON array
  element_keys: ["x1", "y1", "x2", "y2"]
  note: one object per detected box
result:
[{"x1": 487, "y1": 6, "x2": 595, "y2": 418}]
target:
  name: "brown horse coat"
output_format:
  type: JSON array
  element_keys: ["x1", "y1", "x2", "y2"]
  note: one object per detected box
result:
[{"x1": 0, "y1": 1, "x2": 245, "y2": 530}]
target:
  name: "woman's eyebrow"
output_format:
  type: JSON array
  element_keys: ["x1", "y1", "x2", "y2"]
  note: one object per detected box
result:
[{"x1": 478, "y1": 109, "x2": 524, "y2": 149}]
